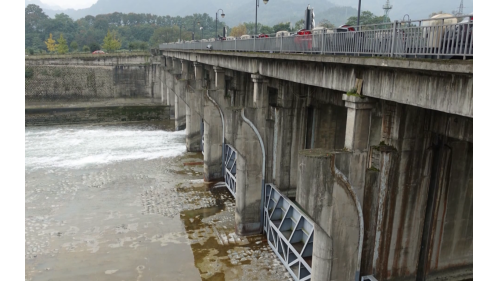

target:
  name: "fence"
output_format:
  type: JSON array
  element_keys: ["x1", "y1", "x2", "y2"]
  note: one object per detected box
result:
[
  {"x1": 264, "y1": 183, "x2": 314, "y2": 281},
  {"x1": 159, "y1": 14, "x2": 472, "y2": 59},
  {"x1": 224, "y1": 144, "x2": 237, "y2": 197}
]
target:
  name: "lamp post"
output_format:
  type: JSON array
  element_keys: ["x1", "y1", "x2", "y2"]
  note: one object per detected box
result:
[
  {"x1": 215, "y1": 9, "x2": 225, "y2": 40},
  {"x1": 192, "y1": 17, "x2": 201, "y2": 40},
  {"x1": 179, "y1": 24, "x2": 183, "y2": 42},
  {"x1": 356, "y1": 0, "x2": 361, "y2": 29},
  {"x1": 200, "y1": 26, "x2": 204, "y2": 39},
  {"x1": 255, "y1": 0, "x2": 269, "y2": 36}
]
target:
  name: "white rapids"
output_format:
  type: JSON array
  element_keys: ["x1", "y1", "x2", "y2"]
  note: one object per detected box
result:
[{"x1": 25, "y1": 124, "x2": 186, "y2": 171}]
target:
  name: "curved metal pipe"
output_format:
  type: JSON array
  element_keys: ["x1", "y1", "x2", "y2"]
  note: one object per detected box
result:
[
  {"x1": 205, "y1": 89, "x2": 225, "y2": 177},
  {"x1": 240, "y1": 108, "x2": 266, "y2": 229},
  {"x1": 333, "y1": 166, "x2": 364, "y2": 281}
]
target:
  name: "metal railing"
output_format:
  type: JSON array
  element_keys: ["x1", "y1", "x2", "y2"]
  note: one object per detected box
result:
[
  {"x1": 224, "y1": 144, "x2": 237, "y2": 197},
  {"x1": 264, "y1": 183, "x2": 314, "y2": 281},
  {"x1": 159, "y1": 14, "x2": 472, "y2": 59}
]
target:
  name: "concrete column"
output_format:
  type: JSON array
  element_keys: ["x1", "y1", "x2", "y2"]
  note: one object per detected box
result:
[
  {"x1": 181, "y1": 60, "x2": 189, "y2": 80},
  {"x1": 203, "y1": 94, "x2": 223, "y2": 181},
  {"x1": 342, "y1": 94, "x2": 374, "y2": 206},
  {"x1": 194, "y1": 62, "x2": 204, "y2": 89},
  {"x1": 251, "y1": 74, "x2": 273, "y2": 183},
  {"x1": 165, "y1": 56, "x2": 173, "y2": 70},
  {"x1": 343, "y1": 94, "x2": 374, "y2": 151},
  {"x1": 213, "y1": 66, "x2": 225, "y2": 90},
  {"x1": 175, "y1": 95, "x2": 186, "y2": 130},
  {"x1": 234, "y1": 111, "x2": 263, "y2": 236},
  {"x1": 297, "y1": 149, "x2": 360, "y2": 281},
  {"x1": 172, "y1": 58, "x2": 181, "y2": 74},
  {"x1": 185, "y1": 105, "x2": 202, "y2": 152}
]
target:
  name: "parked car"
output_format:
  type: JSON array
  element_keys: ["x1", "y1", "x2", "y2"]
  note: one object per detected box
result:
[{"x1": 92, "y1": 50, "x2": 105, "y2": 54}]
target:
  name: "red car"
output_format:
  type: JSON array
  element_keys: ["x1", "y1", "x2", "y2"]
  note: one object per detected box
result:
[{"x1": 92, "y1": 50, "x2": 106, "y2": 54}]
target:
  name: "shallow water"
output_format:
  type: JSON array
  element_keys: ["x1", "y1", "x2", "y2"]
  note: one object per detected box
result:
[{"x1": 25, "y1": 121, "x2": 289, "y2": 281}]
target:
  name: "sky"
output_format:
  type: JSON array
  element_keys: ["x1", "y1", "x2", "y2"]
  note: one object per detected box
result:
[{"x1": 40, "y1": 0, "x2": 98, "y2": 9}]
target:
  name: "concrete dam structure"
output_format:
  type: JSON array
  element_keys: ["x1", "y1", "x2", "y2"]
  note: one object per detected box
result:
[
  {"x1": 25, "y1": 50, "x2": 473, "y2": 281},
  {"x1": 156, "y1": 49, "x2": 472, "y2": 281}
]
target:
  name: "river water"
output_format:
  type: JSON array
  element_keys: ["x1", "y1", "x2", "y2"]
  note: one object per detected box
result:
[{"x1": 25, "y1": 121, "x2": 289, "y2": 281}]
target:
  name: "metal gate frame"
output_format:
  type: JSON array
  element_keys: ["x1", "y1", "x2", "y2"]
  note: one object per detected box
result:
[
  {"x1": 264, "y1": 183, "x2": 314, "y2": 281},
  {"x1": 224, "y1": 144, "x2": 237, "y2": 197}
]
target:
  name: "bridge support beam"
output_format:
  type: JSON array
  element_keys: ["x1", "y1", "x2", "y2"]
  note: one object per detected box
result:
[
  {"x1": 343, "y1": 94, "x2": 375, "y2": 205},
  {"x1": 297, "y1": 150, "x2": 361, "y2": 281},
  {"x1": 235, "y1": 109, "x2": 264, "y2": 236},
  {"x1": 202, "y1": 67, "x2": 225, "y2": 181},
  {"x1": 175, "y1": 95, "x2": 186, "y2": 130},
  {"x1": 186, "y1": 105, "x2": 201, "y2": 152}
]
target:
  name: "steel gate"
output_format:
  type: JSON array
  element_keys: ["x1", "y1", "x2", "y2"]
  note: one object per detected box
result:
[
  {"x1": 264, "y1": 183, "x2": 314, "y2": 281},
  {"x1": 224, "y1": 144, "x2": 237, "y2": 197}
]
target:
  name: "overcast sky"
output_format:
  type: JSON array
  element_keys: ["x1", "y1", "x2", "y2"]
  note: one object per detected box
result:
[{"x1": 40, "y1": 0, "x2": 98, "y2": 9}]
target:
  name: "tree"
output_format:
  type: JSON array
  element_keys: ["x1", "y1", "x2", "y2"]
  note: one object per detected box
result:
[
  {"x1": 56, "y1": 33, "x2": 69, "y2": 54},
  {"x1": 89, "y1": 42, "x2": 100, "y2": 52},
  {"x1": 260, "y1": 25, "x2": 274, "y2": 34},
  {"x1": 346, "y1": 11, "x2": 387, "y2": 26},
  {"x1": 230, "y1": 24, "x2": 247, "y2": 37},
  {"x1": 294, "y1": 19, "x2": 305, "y2": 31},
  {"x1": 102, "y1": 30, "x2": 122, "y2": 52},
  {"x1": 82, "y1": 45, "x2": 90, "y2": 52},
  {"x1": 319, "y1": 19, "x2": 335, "y2": 29},
  {"x1": 139, "y1": 41, "x2": 149, "y2": 51},
  {"x1": 128, "y1": 42, "x2": 137, "y2": 51},
  {"x1": 45, "y1": 33, "x2": 56, "y2": 53},
  {"x1": 70, "y1": 41, "x2": 78, "y2": 52},
  {"x1": 272, "y1": 22, "x2": 292, "y2": 33}
]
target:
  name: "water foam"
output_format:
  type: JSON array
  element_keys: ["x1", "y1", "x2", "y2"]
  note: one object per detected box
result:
[{"x1": 25, "y1": 125, "x2": 186, "y2": 171}]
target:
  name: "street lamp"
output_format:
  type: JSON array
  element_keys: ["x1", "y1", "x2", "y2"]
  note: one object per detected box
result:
[
  {"x1": 215, "y1": 9, "x2": 225, "y2": 40},
  {"x1": 255, "y1": 0, "x2": 269, "y2": 36},
  {"x1": 200, "y1": 26, "x2": 204, "y2": 39},
  {"x1": 357, "y1": 0, "x2": 361, "y2": 29},
  {"x1": 179, "y1": 24, "x2": 183, "y2": 42},
  {"x1": 192, "y1": 17, "x2": 201, "y2": 40}
]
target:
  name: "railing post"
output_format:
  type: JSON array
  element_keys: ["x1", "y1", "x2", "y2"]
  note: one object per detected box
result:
[
  {"x1": 390, "y1": 21, "x2": 398, "y2": 57},
  {"x1": 280, "y1": 35, "x2": 283, "y2": 53},
  {"x1": 321, "y1": 30, "x2": 325, "y2": 55},
  {"x1": 253, "y1": 36, "x2": 256, "y2": 52}
]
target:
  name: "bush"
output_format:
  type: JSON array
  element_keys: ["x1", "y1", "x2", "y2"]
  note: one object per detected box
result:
[
  {"x1": 82, "y1": 45, "x2": 90, "y2": 52},
  {"x1": 89, "y1": 42, "x2": 100, "y2": 52},
  {"x1": 25, "y1": 68, "x2": 34, "y2": 79}
]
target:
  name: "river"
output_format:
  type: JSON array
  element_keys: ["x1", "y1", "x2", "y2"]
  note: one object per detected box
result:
[{"x1": 25, "y1": 121, "x2": 289, "y2": 281}]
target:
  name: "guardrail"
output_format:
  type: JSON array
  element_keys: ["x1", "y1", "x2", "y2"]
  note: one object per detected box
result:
[
  {"x1": 224, "y1": 144, "x2": 237, "y2": 197},
  {"x1": 264, "y1": 183, "x2": 314, "y2": 281},
  {"x1": 159, "y1": 15, "x2": 472, "y2": 59}
]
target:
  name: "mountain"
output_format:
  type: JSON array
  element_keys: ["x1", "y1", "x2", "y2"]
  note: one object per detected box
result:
[
  {"x1": 25, "y1": 0, "x2": 64, "y2": 11},
  {"x1": 26, "y1": 0, "x2": 473, "y2": 27}
]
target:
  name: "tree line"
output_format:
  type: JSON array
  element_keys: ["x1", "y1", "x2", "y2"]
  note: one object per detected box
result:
[{"x1": 26, "y1": 4, "x2": 389, "y2": 55}]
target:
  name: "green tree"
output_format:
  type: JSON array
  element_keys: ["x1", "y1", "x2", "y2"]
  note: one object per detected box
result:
[
  {"x1": 45, "y1": 33, "x2": 56, "y2": 53},
  {"x1": 139, "y1": 41, "x2": 149, "y2": 51},
  {"x1": 319, "y1": 19, "x2": 335, "y2": 29},
  {"x1": 346, "y1": 11, "x2": 387, "y2": 26},
  {"x1": 272, "y1": 22, "x2": 292, "y2": 33},
  {"x1": 260, "y1": 25, "x2": 273, "y2": 34},
  {"x1": 56, "y1": 33, "x2": 69, "y2": 54},
  {"x1": 294, "y1": 19, "x2": 305, "y2": 31},
  {"x1": 70, "y1": 41, "x2": 78, "y2": 52},
  {"x1": 102, "y1": 30, "x2": 122, "y2": 52},
  {"x1": 82, "y1": 45, "x2": 90, "y2": 52},
  {"x1": 89, "y1": 42, "x2": 100, "y2": 52},
  {"x1": 128, "y1": 42, "x2": 137, "y2": 51}
]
